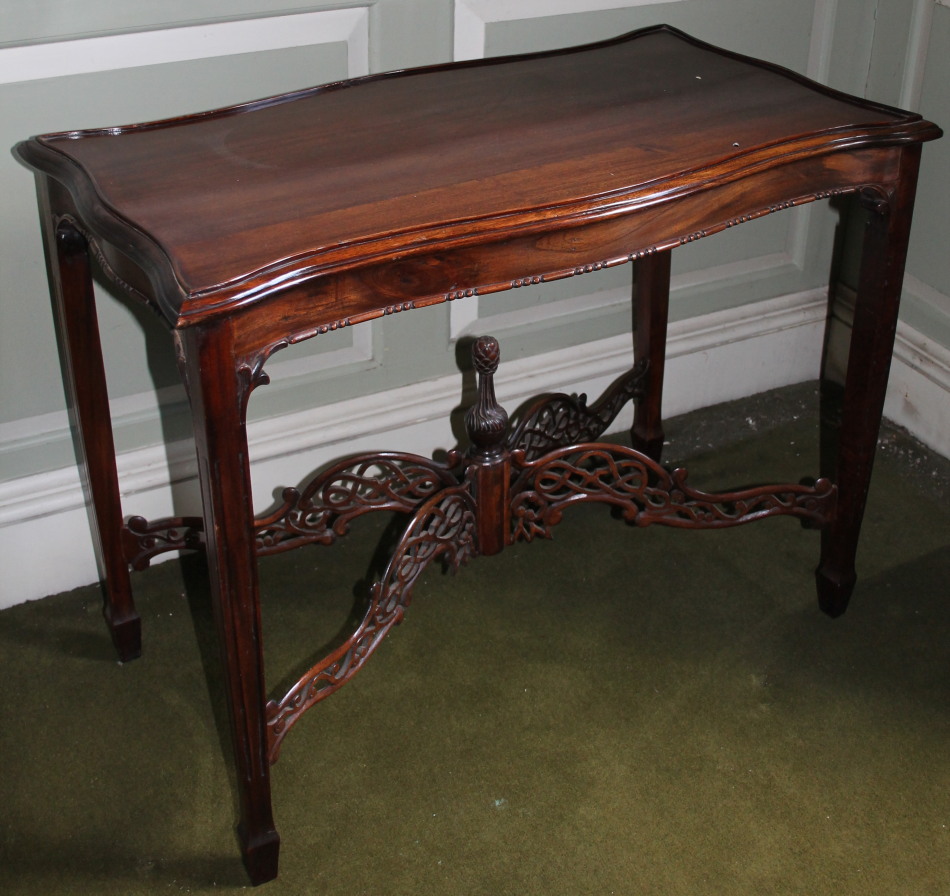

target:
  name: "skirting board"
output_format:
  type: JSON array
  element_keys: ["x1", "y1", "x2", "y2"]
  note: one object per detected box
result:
[
  {"x1": 3, "y1": 286, "x2": 945, "y2": 609},
  {"x1": 884, "y1": 321, "x2": 950, "y2": 459}
]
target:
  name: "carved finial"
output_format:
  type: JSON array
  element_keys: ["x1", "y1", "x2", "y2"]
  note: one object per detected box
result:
[
  {"x1": 465, "y1": 335, "x2": 508, "y2": 460},
  {"x1": 471, "y1": 334, "x2": 500, "y2": 375}
]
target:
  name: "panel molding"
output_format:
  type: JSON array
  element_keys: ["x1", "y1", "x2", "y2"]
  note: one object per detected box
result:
[
  {"x1": 900, "y1": 0, "x2": 936, "y2": 109},
  {"x1": 12, "y1": 279, "x2": 948, "y2": 608},
  {"x1": 0, "y1": 5, "x2": 375, "y2": 484},
  {"x1": 454, "y1": 0, "x2": 837, "y2": 75},
  {"x1": 806, "y1": 0, "x2": 839, "y2": 83},
  {"x1": 0, "y1": 7, "x2": 371, "y2": 84},
  {"x1": 2, "y1": 289, "x2": 831, "y2": 529},
  {"x1": 453, "y1": 0, "x2": 671, "y2": 60},
  {"x1": 903, "y1": 274, "x2": 950, "y2": 331},
  {"x1": 0, "y1": 324, "x2": 374, "y2": 479},
  {"x1": 449, "y1": 251, "x2": 801, "y2": 340},
  {"x1": 6, "y1": 281, "x2": 947, "y2": 608},
  {"x1": 449, "y1": 0, "x2": 836, "y2": 340},
  {"x1": 1, "y1": 287, "x2": 834, "y2": 606}
]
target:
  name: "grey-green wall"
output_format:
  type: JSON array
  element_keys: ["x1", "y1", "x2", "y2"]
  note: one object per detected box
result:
[
  {"x1": 1, "y1": 0, "x2": 947, "y2": 602},
  {"x1": 867, "y1": 0, "x2": 950, "y2": 345}
]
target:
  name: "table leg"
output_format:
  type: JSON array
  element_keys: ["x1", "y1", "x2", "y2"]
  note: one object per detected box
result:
[
  {"x1": 46, "y1": 212, "x2": 141, "y2": 661},
  {"x1": 631, "y1": 250, "x2": 672, "y2": 462},
  {"x1": 816, "y1": 147, "x2": 922, "y2": 616},
  {"x1": 177, "y1": 327, "x2": 280, "y2": 884}
]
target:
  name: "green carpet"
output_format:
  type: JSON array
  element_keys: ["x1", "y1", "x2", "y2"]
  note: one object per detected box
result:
[{"x1": 2, "y1": 385, "x2": 948, "y2": 894}]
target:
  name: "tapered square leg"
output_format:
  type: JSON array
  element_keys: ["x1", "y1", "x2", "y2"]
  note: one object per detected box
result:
[
  {"x1": 43, "y1": 187, "x2": 141, "y2": 661},
  {"x1": 177, "y1": 327, "x2": 280, "y2": 885},
  {"x1": 631, "y1": 251, "x2": 672, "y2": 463},
  {"x1": 240, "y1": 825, "x2": 281, "y2": 886},
  {"x1": 816, "y1": 148, "x2": 923, "y2": 616}
]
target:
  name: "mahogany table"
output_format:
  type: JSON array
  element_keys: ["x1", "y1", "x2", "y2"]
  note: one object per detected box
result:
[{"x1": 16, "y1": 25, "x2": 941, "y2": 885}]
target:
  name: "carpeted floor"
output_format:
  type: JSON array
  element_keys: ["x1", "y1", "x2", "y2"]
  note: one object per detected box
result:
[{"x1": 1, "y1": 383, "x2": 948, "y2": 895}]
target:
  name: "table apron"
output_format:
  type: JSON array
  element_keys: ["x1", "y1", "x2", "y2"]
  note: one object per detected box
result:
[{"x1": 223, "y1": 145, "x2": 901, "y2": 364}]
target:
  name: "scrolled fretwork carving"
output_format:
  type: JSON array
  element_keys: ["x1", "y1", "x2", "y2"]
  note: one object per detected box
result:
[
  {"x1": 508, "y1": 360, "x2": 649, "y2": 462},
  {"x1": 372, "y1": 483, "x2": 477, "y2": 618},
  {"x1": 121, "y1": 452, "x2": 460, "y2": 565},
  {"x1": 122, "y1": 515, "x2": 204, "y2": 570},
  {"x1": 122, "y1": 332, "x2": 840, "y2": 769},
  {"x1": 266, "y1": 483, "x2": 477, "y2": 762},
  {"x1": 255, "y1": 452, "x2": 461, "y2": 555},
  {"x1": 510, "y1": 444, "x2": 836, "y2": 542}
]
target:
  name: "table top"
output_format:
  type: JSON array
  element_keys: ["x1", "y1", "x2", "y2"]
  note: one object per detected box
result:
[{"x1": 17, "y1": 24, "x2": 941, "y2": 327}]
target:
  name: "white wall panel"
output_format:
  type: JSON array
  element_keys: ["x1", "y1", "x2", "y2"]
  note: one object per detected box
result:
[
  {"x1": 1, "y1": 0, "x2": 946, "y2": 605},
  {"x1": 0, "y1": 8, "x2": 370, "y2": 84},
  {"x1": 0, "y1": 7, "x2": 373, "y2": 462},
  {"x1": 449, "y1": 0, "x2": 837, "y2": 352}
]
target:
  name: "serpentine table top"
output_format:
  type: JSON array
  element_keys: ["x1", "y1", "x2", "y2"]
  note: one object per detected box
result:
[
  {"x1": 15, "y1": 24, "x2": 941, "y2": 887},
  {"x1": 17, "y1": 24, "x2": 939, "y2": 330}
]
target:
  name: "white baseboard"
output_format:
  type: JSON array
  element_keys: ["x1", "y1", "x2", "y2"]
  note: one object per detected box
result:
[
  {"x1": 12, "y1": 285, "x2": 945, "y2": 610},
  {"x1": 885, "y1": 322, "x2": 950, "y2": 458}
]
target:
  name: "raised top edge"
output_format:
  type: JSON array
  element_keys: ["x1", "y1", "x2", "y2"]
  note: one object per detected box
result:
[
  {"x1": 15, "y1": 24, "x2": 943, "y2": 327},
  {"x1": 19, "y1": 25, "x2": 934, "y2": 143}
]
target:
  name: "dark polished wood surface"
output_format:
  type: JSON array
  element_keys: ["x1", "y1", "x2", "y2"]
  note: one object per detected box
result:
[
  {"x1": 17, "y1": 25, "x2": 938, "y2": 326},
  {"x1": 15, "y1": 24, "x2": 941, "y2": 886}
]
